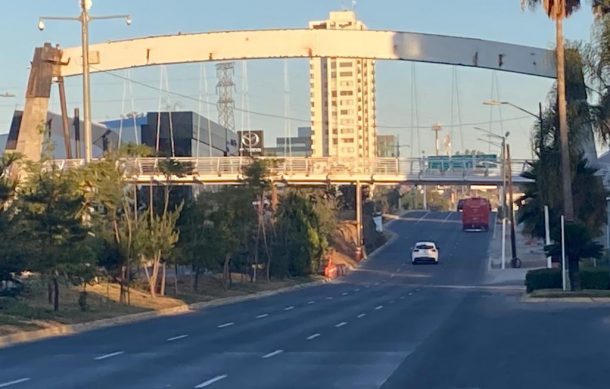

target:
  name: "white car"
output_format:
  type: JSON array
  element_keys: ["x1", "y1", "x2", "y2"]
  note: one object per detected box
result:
[{"x1": 411, "y1": 241, "x2": 440, "y2": 264}]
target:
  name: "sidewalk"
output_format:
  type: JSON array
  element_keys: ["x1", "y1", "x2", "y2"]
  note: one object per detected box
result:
[{"x1": 484, "y1": 220, "x2": 547, "y2": 285}]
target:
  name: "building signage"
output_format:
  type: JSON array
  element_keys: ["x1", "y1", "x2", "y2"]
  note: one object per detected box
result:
[{"x1": 238, "y1": 130, "x2": 264, "y2": 156}]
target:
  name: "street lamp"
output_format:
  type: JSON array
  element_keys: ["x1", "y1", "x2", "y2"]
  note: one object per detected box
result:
[
  {"x1": 38, "y1": 0, "x2": 131, "y2": 163},
  {"x1": 483, "y1": 100, "x2": 543, "y2": 135},
  {"x1": 475, "y1": 126, "x2": 520, "y2": 268}
]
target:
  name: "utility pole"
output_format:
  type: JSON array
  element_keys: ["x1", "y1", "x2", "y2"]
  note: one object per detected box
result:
[
  {"x1": 506, "y1": 144, "x2": 520, "y2": 268},
  {"x1": 431, "y1": 123, "x2": 442, "y2": 156},
  {"x1": 38, "y1": 1, "x2": 131, "y2": 163},
  {"x1": 216, "y1": 62, "x2": 235, "y2": 155}
]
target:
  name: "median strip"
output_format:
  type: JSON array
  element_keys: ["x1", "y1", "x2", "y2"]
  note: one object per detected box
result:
[
  {"x1": 262, "y1": 349, "x2": 284, "y2": 359},
  {"x1": 194, "y1": 374, "x2": 228, "y2": 388},
  {"x1": 94, "y1": 351, "x2": 124, "y2": 361},
  {"x1": 307, "y1": 333, "x2": 321, "y2": 340},
  {"x1": 217, "y1": 322, "x2": 235, "y2": 329},
  {"x1": 0, "y1": 378, "x2": 31, "y2": 388}
]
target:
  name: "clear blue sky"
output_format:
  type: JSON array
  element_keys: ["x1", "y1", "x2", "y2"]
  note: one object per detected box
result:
[{"x1": 0, "y1": 0, "x2": 599, "y2": 159}]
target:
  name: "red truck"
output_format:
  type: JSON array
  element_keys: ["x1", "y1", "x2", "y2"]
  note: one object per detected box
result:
[{"x1": 461, "y1": 197, "x2": 491, "y2": 231}]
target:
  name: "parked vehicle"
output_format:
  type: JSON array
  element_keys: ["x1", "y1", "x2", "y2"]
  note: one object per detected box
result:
[{"x1": 461, "y1": 197, "x2": 490, "y2": 231}]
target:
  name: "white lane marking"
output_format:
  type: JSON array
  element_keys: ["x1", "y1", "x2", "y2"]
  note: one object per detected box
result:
[
  {"x1": 416, "y1": 211, "x2": 431, "y2": 224},
  {"x1": 194, "y1": 374, "x2": 228, "y2": 388},
  {"x1": 326, "y1": 296, "x2": 334, "y2": 300},
  {"x1": 389, "y1": 300, "x2": 395, "y2": 304},
  {"x1": 335, "y1": 321, "x2": 348, "y2": 328},
  {"x1": 408, "y1": 292, "x2": 413, "y2": 296},
  {"x1": 415, "y1": 288, "x2": 421, "y2": 292},
  {"x1": 167, "y1": 334, "x2": 189, "y2": 342},
  {"x1": 365, "y1": 285, "x2": 371, "y2": 288},
  {"x1": 357, "y1": 313, "x2": 366, "y2": 319},
  {"x1": 354, "y1": 288, "x2": 360, "y2": 292},
  {"x1": 256, "y1": 313, "x2": 269, "y2": 319},
  {"x1": 0, "y1": 378, "x2": 31, "y2": 388},
  {"x1": 399, "y1": 296, "x2": 406, "y2": 300},
  {"x1": 390, "y1": 274, "x2": 395, "y2": 278},
  {"x1": 307, "y1": 333, "x2": 321, "y2": 340},
  {"x1": 443, "y1": 212, "x2": 453, "y2": 221},
  {"x1": 307, "y1": 300, "x2": 316, "y2": 304},
  {"x1": 396, "y1": 268, "x2": 401, "y2": 272},
  {"x1": 375, "y1": 305, "x2": 383, "y2": 310},
  {"x1": 217, "y1": 322, "x2": 235, "y2": 328},
  {"x1": 284, "y1": 305, "x2": 295, "y2": 311},
  {"x1": 262, "y1": 349, "x2": 284, "y2": 359},
  {"x1": 374, "y1": 282, "x2": 380, "y2": 286},
  {"x1": 94, "y1": 351, "x2": 124, "y2": 361},
  {"x1": 341, "y1": 292, "x2": 348, "y2": 296}
]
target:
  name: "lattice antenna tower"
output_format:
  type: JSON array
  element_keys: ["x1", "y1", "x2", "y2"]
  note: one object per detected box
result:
[{"x1": 216, "y1": 62, "x2": 236, "y2": 131}]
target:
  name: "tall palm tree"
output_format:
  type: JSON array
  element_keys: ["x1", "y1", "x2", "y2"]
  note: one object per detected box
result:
[{"x1": 522, "y1": 0, "x2": 582, "y2": 222}]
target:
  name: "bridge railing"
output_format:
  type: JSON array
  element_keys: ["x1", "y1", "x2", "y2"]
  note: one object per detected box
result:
[{"x1": 41, "y1": 156, "x2": 531, "y2": 181}]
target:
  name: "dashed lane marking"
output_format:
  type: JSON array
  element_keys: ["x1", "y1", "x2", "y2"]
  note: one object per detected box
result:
[
  {"x1": 167, "y1": 334, "x2": 189, "y2": 342},
  {"x1": 262, "y1": 350, "x2": 284, "y2": 359},
  {"x1": 0, "y1": 378, "x2": 31, "y2": 388},
  {"x1": 94, "y1": 351, "x2": 125, "y2": 361},
  {"x1": 194, "y1": 374, "x2": 228, "y2": 388}
]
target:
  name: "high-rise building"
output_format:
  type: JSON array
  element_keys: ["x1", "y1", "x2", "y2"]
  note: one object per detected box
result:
[
  {"x1": 377, "y1": 135, "x2": 398, "y2": 157},
  {"x1": 309, "y1": 11, "x2": 376, "y2": 158}
]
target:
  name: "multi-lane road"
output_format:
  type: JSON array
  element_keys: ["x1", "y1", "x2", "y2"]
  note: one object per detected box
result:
[{"x1": 1, "y1": 211, "x2": 610, "y2": 388}]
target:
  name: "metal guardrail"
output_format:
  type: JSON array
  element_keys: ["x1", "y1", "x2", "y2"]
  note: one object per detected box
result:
[{"x1": 44, "y1": 156, "x2": 531, "y2": 184}]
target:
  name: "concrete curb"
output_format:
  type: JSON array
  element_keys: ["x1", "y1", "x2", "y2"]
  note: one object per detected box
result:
[
  {"x1": 0, "y1": 278, "x2": 326, "y2": 349},
  {"x1": 521, "y1": 295, "x2": 610, "y2": 303}
]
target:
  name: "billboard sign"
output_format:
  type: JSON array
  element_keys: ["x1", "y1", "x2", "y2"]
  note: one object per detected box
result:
[{"x1": 238, "y1": 130, "x2": 264, "y2": 156}]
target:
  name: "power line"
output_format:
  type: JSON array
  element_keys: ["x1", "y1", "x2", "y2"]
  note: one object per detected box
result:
[{"x1": 89, "y1": 65, "x2": 535, "y2": 130}]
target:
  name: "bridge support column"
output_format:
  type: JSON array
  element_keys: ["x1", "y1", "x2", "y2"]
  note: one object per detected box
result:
[
  {"x1": 7, "y1": 44, "x2": 61, "y2": 161},
  {"x1": 422, "y1": 185, "x2": 428, "y2": 210},
  {"x1": 271, "y1": 182, "x2": 278, "y2": 212}
]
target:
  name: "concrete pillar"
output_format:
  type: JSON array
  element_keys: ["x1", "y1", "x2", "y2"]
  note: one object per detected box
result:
[{"x1": 8, "y1": 44, "x2": 60, "y2": 161}]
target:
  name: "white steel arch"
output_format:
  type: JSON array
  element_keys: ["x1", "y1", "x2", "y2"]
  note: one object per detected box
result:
[{"x1": 59, "y1": 29, "x2": 556, "y2": 78}]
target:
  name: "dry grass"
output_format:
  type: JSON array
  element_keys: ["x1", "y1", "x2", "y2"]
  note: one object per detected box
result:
[{"x1": 0, "y1": 273, "x2": 317, "y2": 336}]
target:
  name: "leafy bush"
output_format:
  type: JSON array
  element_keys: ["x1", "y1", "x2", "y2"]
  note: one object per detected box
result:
[
  {"x1": 526, "y1": 268, "x2": 610, "y2": 292},
  {"x1": 580, "y1": 269, "x2": 610, "y2": 290},
  {"x1": 525, "y1": 268, "x2": 562, "y2": 293}
]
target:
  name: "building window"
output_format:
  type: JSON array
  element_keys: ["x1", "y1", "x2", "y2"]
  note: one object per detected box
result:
[
  {"x1": 340, "y1": 91, "x2": 353, "y2": 96},
  {"x1": 344, "y1": 138, "x2": 354, "y2": 143},
  {"x1": 340, "y1": 62, "x2": 352, "y2": 68},
  {"x1": 340, "y1": 71, "x2": 353, "y2": 77}
]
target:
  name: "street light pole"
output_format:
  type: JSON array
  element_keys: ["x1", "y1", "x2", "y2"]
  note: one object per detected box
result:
[
  {"x1": 38, "y1": 0, "x2": 131, "y2": 163},
  {"x1": 81, "y1": 1, "x2": 92, "y2": 163}
]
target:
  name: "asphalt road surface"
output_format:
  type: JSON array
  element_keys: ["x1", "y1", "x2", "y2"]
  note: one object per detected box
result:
[{"x1": 1, "y1": 211, "x2": 610, "y2": 389}]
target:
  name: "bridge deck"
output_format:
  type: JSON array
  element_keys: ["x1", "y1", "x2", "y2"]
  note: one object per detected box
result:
[{"x1": 48, "y1": 157, "x2": 531, "y2": 186}]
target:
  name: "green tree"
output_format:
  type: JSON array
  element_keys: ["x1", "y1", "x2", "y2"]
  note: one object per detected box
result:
[
  {"x1": 17, "y1": 163, "x2": 89, "y2": 311},
  {"x1": 274, "y1": 190, "x2": 334, "y2": 277},
  {"x1": 76, "y1": 152, "x2": 140, "y2": 304},
  {"x1": 242, "y1": 159, "x2": 273, "y2": 282},
  {"x1": 522, "y1": 0, "x2": 583, "y2": 222}
]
